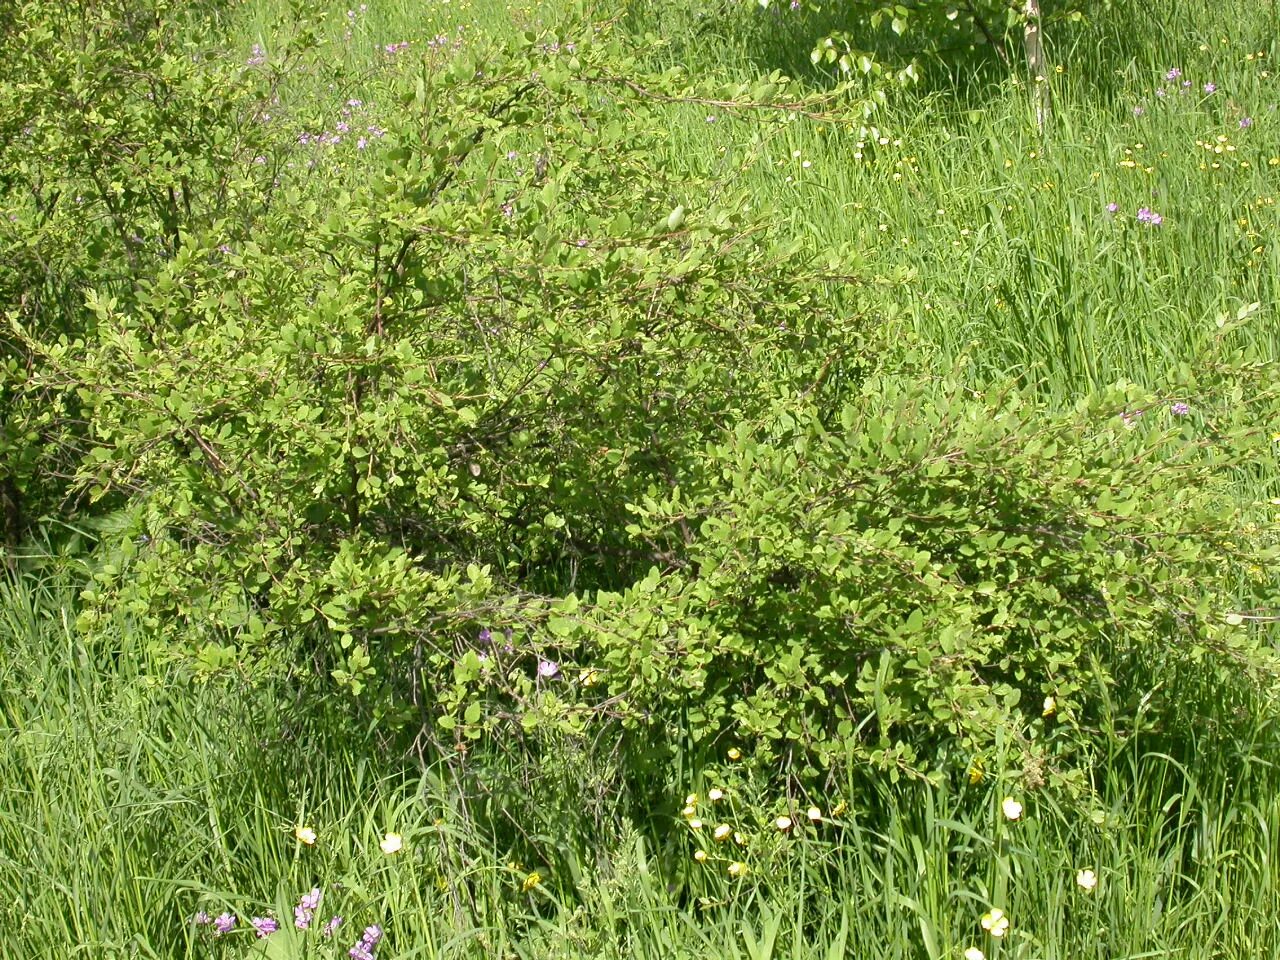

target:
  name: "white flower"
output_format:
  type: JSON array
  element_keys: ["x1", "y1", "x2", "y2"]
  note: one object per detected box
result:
[
  {"x1": 964, "y1": 948, "x2": 986, "y2": 960},
  {"x1": 380, "y1": 832, "x2": 403, "y2": 854},
  {"x1": 294, "y1": 825, "x2": 317, "y2": 845},
  {"x1": 775, "y1": 816, "x2": 793, "y2": 832},
  {"x1": 981, "y1": 908, "x2": 1009, "y2": 938},
  {"x1": 708, "y1": 788, "x2": 725, "y2": 802},
  {"x1": 1001, "y1": 797, "x2": 1023, "y2": 821},
  {"x1": 1076, "y1": 868, "x2": 1098, "y2": 891}
]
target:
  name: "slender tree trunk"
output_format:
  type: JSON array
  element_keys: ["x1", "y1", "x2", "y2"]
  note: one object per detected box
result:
[
  {"x1": 1024, "y1": 0, "x2": 1050, "y2": 133},
  {"x1": 1, "y1": 474, "x2": 20, "y2": 570}
]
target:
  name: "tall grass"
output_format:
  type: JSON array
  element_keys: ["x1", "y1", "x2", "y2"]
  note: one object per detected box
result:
[{"x1": 2, "y1": 567, "x2": 1279, "y2": 958}]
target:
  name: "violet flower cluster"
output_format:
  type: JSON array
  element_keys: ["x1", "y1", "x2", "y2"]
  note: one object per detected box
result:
[
  {"x1": 193, "y1": 891, "x2": 341, "y2": 942},
  {"x1": 295, "y1": 887, "x2": 323, "y2": 929},
  {"x1": 349, "y1": 923, "x2": 384, "y2": 960},
  {"x1": 251, "y1": 916, "x2": 280, "y2": 938}
]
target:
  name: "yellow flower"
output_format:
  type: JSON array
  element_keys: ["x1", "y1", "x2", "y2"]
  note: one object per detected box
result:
[
  {"x1": 964, "y1": 948, "x2": 986, "y2": 960},
  {"x1": 693, "y1": 849, "x2": 708, "y2": 862},
  {"x1": 831, "y1": 801, "x2": 848, "y2": 817},
  {"x1": 1042, "y1": 695, "x2": 1056, "y2": 717},
  {"x1": 968, "y1": 761, "x2": 984, "y2": 784},
  {"x1": 1076, "y1": 868, "x2": 1098, "y2": 892},
  {"x1": 1001, "y1": 797, "x2": 1023, "y2": 821},
  {"x1": 727, "y1": 861, "x2": 746, "y2": 877},
  {"x1": 685, "y1": 794, "x2": 698, "y2": 807},
  {"x1": 380, "y1": 832, "x2": 403, "y2": 855},
  {"x1": 727, "y1": 747, "x2": 742, "y2": 761},
  {"x1": 521, "y1": 871, "x2": 542, "y2": 892},
  {"x1": 775, "y1": 816, "x2": 794, "y2": 832},
  {"x1": 981, "y1": 908, "x2": 1010, "y2": 938},
  {"x1": 714, "y1": 824, "x2": 732, "y2": 842},
  {"x1": 708, "y1": 788, "x2": 725, "y2": 802},
  {"x1": 294, "y1": 825, "x2": 317, "y2": 845}
]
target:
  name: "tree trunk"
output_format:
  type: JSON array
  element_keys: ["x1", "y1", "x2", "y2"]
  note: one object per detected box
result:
[
  {"x1": 1024, "y1": 0, "x2": 1050, "y2": 133},
  {"x1": 1, "y1": 474, "x2": 19, "y2": 570}
]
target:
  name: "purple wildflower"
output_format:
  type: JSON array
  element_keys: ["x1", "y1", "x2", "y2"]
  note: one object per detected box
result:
[
  {"x1": 1136, "y1": 207, "x2": 1163, "y2": 226},
  {"x1": 363, "y1": 925, "x2": 384, "y2": 946},
  {"x1": 247, "y1": 43, "x2": 266, "y2": 66},
  {"x1": 357, "y1": 137, "x2": 368, "y2": 150},
  {"x1": 1106, "y1": 202, "x2": 1119, "y2": 214},
  {"x1": 323, "y1": 916, "x2": 344, "y2": 938},
  {"x1": 349, "y1": 946, "x2": 376, "y2": 960},
  {"x1": 193, "y1": 911, "x2": 212, "y2": 926},
  {"x1": 1121, "y1": 409, "x2": 1145, "y2": 429},
  {"x1": 1204, "y1": 82, "x2": 1217, "y2": 93},
  {"x1": 293, "y1": 888, "x2": 322, "y2": 929},
  {"x1": 336, "y1": 121, "x2": 350, "y2": 133},
  {"x1": 538, "y1": 659, "x2": 560, "y2": 678},
  {"x1": 501, "y1": 202, "x2": 514, "y2": 218},
  {"x1": 478, "y1": 627, "x2": 493, "y2": 644},
  {"x1": 213, "y1": 913, "x2": 237, "y2": 935},
  {"x1": 1171, "y1": 401, "x2": 1191, "y2": 415},
  {"x1": 1133, "y1": 105, "x2": 1145, "y2": 116},
  {"x1": 1165, "y1": 67, "x2": 1182, "y2": 81},
  {"x1": 347, "y1": 98, "x2": 363, "y2": 108},
  {"x1": 251, "y1": 917, "x2": 279, "y2": 938},
  {"x1": 1240, "y1": 116, "x2": 1254, "y2": 128},
  {"x1": 1155, "y1": 87, "x2": 1166, "y2": 97}
]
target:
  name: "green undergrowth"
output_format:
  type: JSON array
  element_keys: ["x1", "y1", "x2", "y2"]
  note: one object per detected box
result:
[{"x1": 2, "y1": 571, "x2": 1280, "y2": 959}]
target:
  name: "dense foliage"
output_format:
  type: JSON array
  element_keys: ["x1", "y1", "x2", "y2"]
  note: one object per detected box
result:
[
  {"x1": 3, "y1": 0, "x2": 1278, "y2": 808},
  {"x1": 4, "y1": 0, "x2": 1280, "y2": 957}
]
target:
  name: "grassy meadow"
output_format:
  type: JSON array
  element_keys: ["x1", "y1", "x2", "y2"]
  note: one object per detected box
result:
[{"x1": 3, "y1": 0, "x2": 1280, "y2": 958}]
